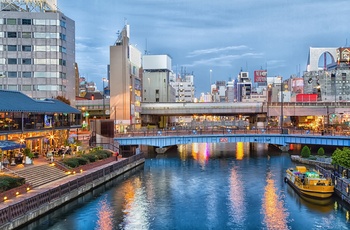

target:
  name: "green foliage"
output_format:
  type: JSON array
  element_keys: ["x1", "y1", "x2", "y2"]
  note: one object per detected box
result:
[
  {"x1": 23, "y1": 147, "x2": 34, "y2": 159},
  {"x1": 309, "y1": 155, "x2": 317, "y2": 160},
  {"x1": 317, "y1": 147, "x2": 325, "y2": 156},
  {"x1": 331, "y1": 147, "x2": 350, "y2": 168},
  {"x1": 76, "y1": 157, "x2": 88, "y2": 165},
  {"x1": 62, "y1": 158, "x2": 80, "y2": 168},
  {"x1": 61, "y1": 149, "x2": 113, "y2": 168},
  {"x1": 301, "y1": 146, "x2": 311, "y2": 158},
  {"x1": 0, "y1": 175, "x2": 25, "y2": 193},
  {"x1": 81, "y1": 154, "x2": 97, "y2": 163}
]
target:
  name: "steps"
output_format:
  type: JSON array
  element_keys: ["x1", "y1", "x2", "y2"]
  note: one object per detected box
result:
[{"x1": 13, "y1": 164, "x2": 68, "y2": 188}]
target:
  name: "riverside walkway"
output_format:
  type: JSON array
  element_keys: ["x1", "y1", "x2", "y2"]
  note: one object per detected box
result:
[{"x1": 0, "y1": 154, "x2": 145, "y2": 230}]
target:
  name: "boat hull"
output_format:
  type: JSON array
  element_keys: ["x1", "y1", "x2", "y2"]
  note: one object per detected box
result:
[{"x1": 285, "y1": 169, "x2": 334, "y2": 199}]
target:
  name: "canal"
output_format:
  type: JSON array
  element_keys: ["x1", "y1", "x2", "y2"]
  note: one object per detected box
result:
[{"x1": 19, "y1": 143, "x2": 350, "y2": 230}]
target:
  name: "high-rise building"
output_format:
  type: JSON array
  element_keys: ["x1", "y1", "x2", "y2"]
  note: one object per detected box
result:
[
  {"x1": 0, "y1": 0, "x2": 76, "y2": 104},
  {"x1": 110, "y1": 24, "x2": 142, "y2": 131},
  {"x1": 170, "y1": 74, "x2": 195, "y2": 102}
]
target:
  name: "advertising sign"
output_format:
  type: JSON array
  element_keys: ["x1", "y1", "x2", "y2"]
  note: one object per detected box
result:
[{"x1": 254, "y1": 70, "x2": 267, "y2": 82}]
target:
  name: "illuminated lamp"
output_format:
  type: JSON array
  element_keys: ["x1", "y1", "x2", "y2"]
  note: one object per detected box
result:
[
  {"x1": 15, "y1": 192, "x2": 19, "y2": 196},
  {"x1": 3, "y1": 197, "x2": 7, "y2": 201}
]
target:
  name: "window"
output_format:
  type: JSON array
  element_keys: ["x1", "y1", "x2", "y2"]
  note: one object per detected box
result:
[
  {"x1": 342, "y1": 73, "x2": 347, "y2": 77},
  {"x1": 22, "y1": 19, "x2": 31, "y2": 25},
  {"x1": 59, "y1": 72, "x2": 66, "y2": 79},
  {"x1": 8, "y1": 85, "x2": 18, "y2": 90},
  {"x1": 59, "y1": 46, "x2": 66, "y2": 53},
  {"x1": 22, "y1": 58, "x2": 32, "y2": 65},
  {"x1": 60, "y1": 20, "x2": 66, "y2": 28},
  {"x1": 7, "y1": 32, "x2": 17, "y2": 38},
  {"x1": 22, "y1": 32, "x2": 32, "y2": 38},
  {"x1": 6, "y1": 18, "x2": 16, "y2": 25},
  {"x1": 22, "y1": 45, "x2": 32, "y2": 51},
  {"x1": 8, "y1": 58, "x2": 17, "y2": 64},
  {"x1": 22, "y1": 72, "x2": 32, "y2": 78},
  {"x1": 59, "y1": 59, "x2": 66, "y2": 66},
  {"x1": 7, "y1": 45, "x2": 17, "y2": 51},
  {"x1": 7, "y1": 72, "x2": 17, "y2": 78},
  {"x1": 22, "y1": 85, "x2": 32, "y2": 91},
  {"x1": 60, "y1": 33, "x2": 66, "y2": 40}
]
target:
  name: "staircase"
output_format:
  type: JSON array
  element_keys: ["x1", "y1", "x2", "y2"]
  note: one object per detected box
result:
[{"x1": 14, "y1": 164, "x2": 68, "y2": 188}]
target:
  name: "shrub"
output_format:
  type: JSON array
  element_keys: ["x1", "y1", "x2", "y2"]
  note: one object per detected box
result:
[
  {"x1": 0, "y1": 175, "x2": 25, "y2": 193},
  {"x1": 332, "y1": 147, "x2": 350, "y2": 168},
  {"x1": 309, "y1": 155, "x2": 317, "y2": 160},
  {"x1": 76, "y1": 157, "x2": 89, "y2": 166},
  {"x1": 62, "y1": 158, "x2": 80, "y2": 168},
  {"x1": 317, "y1": 147, "x2": 325, "y2": 156},
  {"x1": 81, "y1": 154, "x2": 97, "y2": 163},
  {"x1": 301, "y1": 146, "x2": 311, "y2": 158}
]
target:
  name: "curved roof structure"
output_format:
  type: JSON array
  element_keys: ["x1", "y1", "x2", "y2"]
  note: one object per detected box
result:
[{"x1": 0, "y1": 90, "x2": 80, "y2": 113}]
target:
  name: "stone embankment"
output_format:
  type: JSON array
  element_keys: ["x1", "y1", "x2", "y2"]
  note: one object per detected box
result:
[
  {"x1": 290, "y1": 155, "x2": 350, "y2": 205},
  {"x1": 0, "y1": 154, "x2": 145, "y2": 230}
]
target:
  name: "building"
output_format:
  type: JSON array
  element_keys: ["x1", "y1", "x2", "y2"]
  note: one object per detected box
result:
[
  {"x1": 235, "y1": 71, "x2": 252, "y2": 102},
  {"x1": 0, "y1": 89, "x2": 81, "y2": 155},
  {"x1": 303, "y1": 47, "x2": 350, "y2": 102},
  {"x1": 170, "y1": 74, "x2": 195, "y2": 102},
  {"x1": 109, "y1": 24, "x2": 142, "y2": 132},
  {"x1": 142, "y1": 54, "x2": 175, "y2": 103},
  {"x1": 0, "y1": 0, "x2": 76, "y2": 105}
]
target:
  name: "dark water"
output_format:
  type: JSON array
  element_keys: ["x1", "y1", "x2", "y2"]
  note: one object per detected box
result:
[{"x1": 19, "y1": 143, "x2": 350, "y2": 230}]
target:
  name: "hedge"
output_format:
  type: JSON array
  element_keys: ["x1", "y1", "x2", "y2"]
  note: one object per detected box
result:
[{"x1": 0, "y1": 175, "x2": 25, "y2": 193}]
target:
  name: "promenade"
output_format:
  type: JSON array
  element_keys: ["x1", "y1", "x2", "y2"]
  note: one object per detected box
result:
[{"x1": 0, "y1": 153, "x2": 145, "y2": 230}]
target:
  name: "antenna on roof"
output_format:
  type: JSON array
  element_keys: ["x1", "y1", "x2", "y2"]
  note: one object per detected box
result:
[{"x1": 346, "y1": 38, "x2": 348, "y2": 47}]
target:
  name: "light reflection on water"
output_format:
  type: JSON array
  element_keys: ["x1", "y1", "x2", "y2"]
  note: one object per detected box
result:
[{"x1": 18, "y1": 142, "x2": 350, "y2": 230}]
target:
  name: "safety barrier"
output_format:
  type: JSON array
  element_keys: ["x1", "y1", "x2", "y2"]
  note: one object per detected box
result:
[{"x1": 0, "y1": 153, "x2": 144, "y2": 227}]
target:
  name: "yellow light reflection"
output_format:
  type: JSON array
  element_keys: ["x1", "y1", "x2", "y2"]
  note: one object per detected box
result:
[
  {"x1": 96, "y1": 197, "x2": 113, "y2": 230},
  {"x1": 236, "y1": 142, "x2": 244, "y2": 160},
  {"x1": 262, "y1": 172, "x2": 289, "y2": 230},
  {"x1": 228, "y1": 166, "x2": 245, "y2": 226},
  {"x1": 191, "y1": 143, "x2": 208, "y2": 168}
]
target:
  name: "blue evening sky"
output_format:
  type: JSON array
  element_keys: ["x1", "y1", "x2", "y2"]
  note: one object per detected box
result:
[{"x1": 58, "y1": 0, "x2": 350, "y2": 96}]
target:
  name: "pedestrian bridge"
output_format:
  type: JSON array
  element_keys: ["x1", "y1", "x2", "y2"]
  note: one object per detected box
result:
[{"x1": 115, "y1": 133, "x2": 350, "y2": 149}]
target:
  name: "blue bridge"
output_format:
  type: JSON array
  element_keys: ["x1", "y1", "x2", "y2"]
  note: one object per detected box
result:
[{"x1": 114, "y1": 130, "x2": 350, "y2": 150}]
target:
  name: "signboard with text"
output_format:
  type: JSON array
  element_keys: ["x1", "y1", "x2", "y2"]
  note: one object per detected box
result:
[{"x1": 254, "y1": 70, "x2": 267, "y2": 83}]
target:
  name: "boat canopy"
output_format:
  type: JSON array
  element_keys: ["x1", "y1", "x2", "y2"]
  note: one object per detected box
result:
[{"x1": 296, "y1": 166, "x2": 307, "y2": 173}]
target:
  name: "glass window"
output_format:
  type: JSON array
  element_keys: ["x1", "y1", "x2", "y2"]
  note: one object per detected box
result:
[
  {"x1": 22, "y1": 45, "x2": 32, "y2": 51},
  {"x1": 22, "y1": 85, "x2": 32, "y2": 91},
  {"x1": 8, "y1": 85, "x2": 18, "y2": 90},
  {"x1": 8, "y1": 58, "x2": 17, "y2": 64},
  {"x1": 7, "y1": 72, "x2": 17, "y2": 78},
  {"x1": 60, "y1": 33, "x2": 66, "y2": 40},
  {"x1": 33, "y1": 19, "x2": 46, "y2": 25},
  {"x1": 37, "y1": 85, "x2": 59, "y2": 91},
  {"x1": 7, "y1": 45, "x2": 17, "y2": 51},
  {"x1": 60, "y1": 72, "x2": 66, "y2": 79},
  {"x1": 0, "y1": 19, "x2": 3, "y2": 25},
  {"x1": 59, "y1": 59, "x2": 66, "y2": 66},
  {"x1": 22, "y1": 32, "x2": 32, "y2": 38},
  {"x1": 22, "y1": 58, "x2": 32, "y2": 65},
  {"x1": 0, "y1": 59, "x2": 5, "y2": 64},
  {"x1": 22, "y1": 19, "x2": 31, "y2": 25},
  {"x1": 22, "y1": 72, "x2": 32, "y2": 78},
  {"x1": 7, "y1": 32, "x2": 17, "y2": 38},
  {"x1": 6, "y1": 19, "x2": 16, "y2": 25},
  {"x1": 0, "y1": 32, "x2": 3, "y2": 38},
  {"x1": 59, "y1": 46, "x2": 66, "y2": 53},
  {"x1": 0, "y1": 45, "x2": 3, "y2": 51},
  {"x1": 60, "y1": 20, "x2": 66, "y2": 28}
]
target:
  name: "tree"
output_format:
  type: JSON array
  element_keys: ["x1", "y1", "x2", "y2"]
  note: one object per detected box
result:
[
  {"x1": 56, "y1": 96, "x2": 71, "y2": 105},
  {"x1": 317, "y1": 147, "x2": 325, "y2": 156},
  {"x1": 301, "y1": 145, "x2": 311, "y2": 158},
  {"x1": 331, "y1": 147, "x2": 350, "y2": 168}
]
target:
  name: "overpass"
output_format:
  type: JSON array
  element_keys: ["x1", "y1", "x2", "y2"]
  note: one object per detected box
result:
[
  {"x1": 115, "y1": 130, "x2": 350, "y2": 150},
  {"x1": 141, "y1": 101, "x2": 350, "y2": 116}
]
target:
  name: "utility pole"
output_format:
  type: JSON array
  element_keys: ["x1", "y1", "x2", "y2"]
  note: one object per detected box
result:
[{"x1": 280, "y1": 81, "x2": 284, "y2": 134}]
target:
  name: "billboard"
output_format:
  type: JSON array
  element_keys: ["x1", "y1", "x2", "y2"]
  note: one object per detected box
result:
[{"x1": 254, "y1": 70, "x2": 267, "y2": 82}]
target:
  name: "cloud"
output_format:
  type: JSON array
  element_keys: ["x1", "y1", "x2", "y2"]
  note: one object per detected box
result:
[{"x1": 187, "y1": 45, "x2": 249, "y2": 58}]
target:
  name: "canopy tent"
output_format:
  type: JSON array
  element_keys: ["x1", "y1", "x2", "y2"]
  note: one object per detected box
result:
[{"x1": 0, "y1": 141, "x2": 25, "y2": 150}]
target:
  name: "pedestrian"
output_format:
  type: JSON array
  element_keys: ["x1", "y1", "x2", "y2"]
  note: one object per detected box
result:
[{"x1": 50, "y1": 155, "x2": 54, "y2": 163}]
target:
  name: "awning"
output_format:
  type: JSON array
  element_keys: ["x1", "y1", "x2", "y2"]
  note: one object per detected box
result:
[{"x1": 0, "y1": 141, "x2": 26, "y2": 150}]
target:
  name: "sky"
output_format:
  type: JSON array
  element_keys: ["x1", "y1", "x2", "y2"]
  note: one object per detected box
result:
[{"x1": 58, "y1": 0, "x2": 350, "y2": 96}]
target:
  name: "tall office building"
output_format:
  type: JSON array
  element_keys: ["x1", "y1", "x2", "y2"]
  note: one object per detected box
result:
[
  {"x1": 0, "y1": 0, "x2": 76, "y2": 104},
  {"x1": 110, "y1": 24, "x2": 142, "y2": 131}
]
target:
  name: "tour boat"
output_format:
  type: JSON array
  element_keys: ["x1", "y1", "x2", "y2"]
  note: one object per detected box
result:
[{"x1": 284, "y1": 166, "x2": 334, "y2": 199}]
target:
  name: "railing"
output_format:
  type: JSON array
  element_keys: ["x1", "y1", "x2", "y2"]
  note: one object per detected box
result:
[{"x1": 0, "y1": 153, "x2": 144, "y2": 228}]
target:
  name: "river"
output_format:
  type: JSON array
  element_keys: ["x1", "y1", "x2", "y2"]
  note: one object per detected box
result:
[{"x1": 19, "y1": 143, "x2": 350, "y2": 230}]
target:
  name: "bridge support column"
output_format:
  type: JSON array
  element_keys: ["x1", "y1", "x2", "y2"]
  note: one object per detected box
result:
[{"x1": 279, "y1": 145, "x2": 289, "y2": 152}]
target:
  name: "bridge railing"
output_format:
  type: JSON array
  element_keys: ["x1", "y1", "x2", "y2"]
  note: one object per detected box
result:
[{"x1": 115, "y1": 127, "x2": 349, "y2": 138}]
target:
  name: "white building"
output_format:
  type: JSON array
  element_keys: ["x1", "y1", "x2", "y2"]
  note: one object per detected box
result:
[
  {"x1": 142, "y1": 54, "x2": 175, "y2": 102},
  {"x1": 0, "y1": 0, "x2": 76, "y2": 104},
  {"x1": 170, "y1": 74, "x2": 195, "y2": 102}
]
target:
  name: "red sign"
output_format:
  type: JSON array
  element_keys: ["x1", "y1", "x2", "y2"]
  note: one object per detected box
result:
[
  {"x1": 220, "y1": 138, "x2": 228, "y2": 143},
  {"x1": 254, "y1": 70, "x2": 267, "y2": 82},
  {"x1": 296, "y1": 94, "x2": 318, "y2": 102}
]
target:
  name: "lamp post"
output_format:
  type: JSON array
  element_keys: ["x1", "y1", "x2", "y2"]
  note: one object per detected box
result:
[
  {"x1": 209, "y1": 69, "x2": 212, "y2": 94},
  {"x1": 280, "y1": 79, "x2": 284, "y2": 134}
]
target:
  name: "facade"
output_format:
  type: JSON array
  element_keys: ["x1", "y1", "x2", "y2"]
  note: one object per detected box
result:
[
  {"x1": 303, "y1": 47, "x2": 350, "y2": 102},
  {"x1": 235, "y1": 72, "x2": 252, "y2": 102},
  {"x1": 170, "y1": 74, "x2": 195, "y2": 102},
  {"x1": 142, "y1": 54, "x2": 175, "y2": 103},
  {"x1": 0, "y1": 89, "x2": 81, "y2": 155},
  {"x1": 0, "y1": 0, "x2": 76, "y2": 105},
  {"x1": 110, "y1": 25, "x2": 142, "y2": 132}
]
